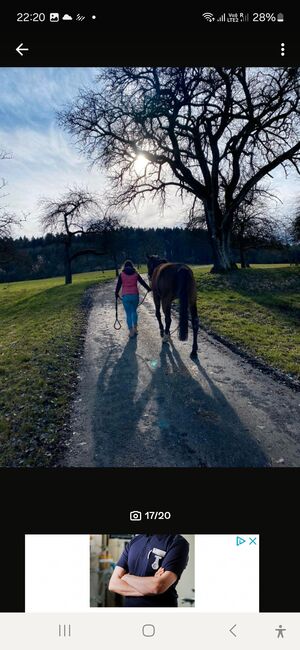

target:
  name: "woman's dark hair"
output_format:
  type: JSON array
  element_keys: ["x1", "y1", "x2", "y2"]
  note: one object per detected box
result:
[{"x1": 123, "y1": 259, "x2": 135, "y2": 270}]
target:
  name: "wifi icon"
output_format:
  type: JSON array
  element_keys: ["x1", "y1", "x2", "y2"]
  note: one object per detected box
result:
[{"x1": 202, "y1": 12, "x2": 215, "y2": 21}]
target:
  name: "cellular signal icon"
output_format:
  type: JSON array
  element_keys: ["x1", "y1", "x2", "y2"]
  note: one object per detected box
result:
[
  {"x1": 202, "y1": 12, "x2": 215, "y2": 22},
  {"x1": 217, "y1": 13, "x2": 226, "y2": 21}
]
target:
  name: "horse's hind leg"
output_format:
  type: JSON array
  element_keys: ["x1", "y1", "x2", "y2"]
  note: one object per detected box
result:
[
  {"x1": 165, "y1": 306, "x2": 172, "y2": 337},
  {"x1": 161, "y1": 297, "x2": 172, "y2": 342},
  {"x1": 154, "y1": 294, "x2": 164, "y2": 338},
  {"x1": 190, "y1": 301, "x2": 199, "y2": 358}
]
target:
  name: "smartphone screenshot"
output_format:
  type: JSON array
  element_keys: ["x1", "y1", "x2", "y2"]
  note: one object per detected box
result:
[{"x1": 0, "y1": 5, "x2": 299, "y2": 647}]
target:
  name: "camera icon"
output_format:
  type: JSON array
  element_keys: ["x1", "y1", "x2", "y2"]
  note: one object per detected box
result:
[{"x1": 130, "y1": 510, "x2": 142, "y2": 521}]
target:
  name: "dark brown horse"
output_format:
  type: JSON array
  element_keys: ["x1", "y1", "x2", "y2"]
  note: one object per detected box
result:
[{"x1": 146, "y1": 255, "x2": 199, "y2": 358}]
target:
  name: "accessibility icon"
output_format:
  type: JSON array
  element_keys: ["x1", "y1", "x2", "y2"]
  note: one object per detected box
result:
[
  {"x1": 275, "y1": 625, "x2": 286, "y2": 639},
  {"x1": 236, "y1": 536, "x2": 246, "y2": 546}
]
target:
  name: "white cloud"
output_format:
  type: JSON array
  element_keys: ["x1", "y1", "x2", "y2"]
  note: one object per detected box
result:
[{"x1": 0, "y1": 126, "x2": 106, "y2": 237}]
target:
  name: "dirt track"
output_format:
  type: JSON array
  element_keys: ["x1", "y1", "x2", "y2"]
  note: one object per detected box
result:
[{"x1": 64, "y1": 281, "x2": 300, "y2": 467}]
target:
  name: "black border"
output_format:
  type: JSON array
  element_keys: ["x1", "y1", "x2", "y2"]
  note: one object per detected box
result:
[
  {"x1": 0, "y1": 468, "x2": 298, "y2": 612},
  {"x1": 0, "y1": 7, "x2": 297, "y2": 65}
]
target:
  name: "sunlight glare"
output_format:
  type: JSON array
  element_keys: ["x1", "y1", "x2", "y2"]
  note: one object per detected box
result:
[{"x1": 134, "y1": 153, "x2": 148, "y2": 174}]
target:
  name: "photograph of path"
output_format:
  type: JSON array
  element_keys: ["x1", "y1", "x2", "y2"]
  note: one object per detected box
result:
[{"x1": 0, "y1": 67, "x2": 299, "y2": 467}]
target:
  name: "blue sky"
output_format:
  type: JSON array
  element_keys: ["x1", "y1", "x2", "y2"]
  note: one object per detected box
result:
[
  {"x1": 0, "y1": 68, "x2": 100, "y2": 236},
  {"x1": 0, "y1": 68, "x2": 298, "y2": 238}
]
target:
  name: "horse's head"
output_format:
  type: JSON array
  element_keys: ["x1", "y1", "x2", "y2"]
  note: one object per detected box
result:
[{"x1": 146, "y1": 254, "x2": 167, "y2": 279}]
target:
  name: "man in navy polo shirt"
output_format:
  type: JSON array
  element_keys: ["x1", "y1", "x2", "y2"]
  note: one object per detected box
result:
[{"x1": 108, "y1": 534, "x2": 189, "y2": 607}]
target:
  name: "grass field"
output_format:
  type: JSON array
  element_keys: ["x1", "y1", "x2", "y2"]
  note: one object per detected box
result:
[
  {"x1": 0, "y1": 264, "x2": 299, "y2": 465},
  {"x1": 0, "y1": 270, "x2": 115, "y2": 465},
  {"x1": 193, "y1": 264, "x2": 300, "y2": 379}
]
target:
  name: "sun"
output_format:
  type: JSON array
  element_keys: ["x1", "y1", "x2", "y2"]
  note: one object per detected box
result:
[{"x1": 134, "y1": 153, "x2": 148, "y2": 174}]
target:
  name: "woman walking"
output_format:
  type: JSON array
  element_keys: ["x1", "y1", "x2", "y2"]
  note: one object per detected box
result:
[{"x1": 115, "y1": 260, "x2": 151, "y2": 337}]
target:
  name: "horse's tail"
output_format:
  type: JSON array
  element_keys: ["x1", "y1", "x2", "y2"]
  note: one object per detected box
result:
[{"x1": 177, "y1": 266, "x2": 189, "y2": 341}]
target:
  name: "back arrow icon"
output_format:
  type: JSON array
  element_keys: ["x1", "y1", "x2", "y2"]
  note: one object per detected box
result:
[
  {"x1": 229, "y1": 624, "x2": 237, "y2": 637},
  {"x1": 16, "y1": 43, "x2": 29, "y2": 56}
]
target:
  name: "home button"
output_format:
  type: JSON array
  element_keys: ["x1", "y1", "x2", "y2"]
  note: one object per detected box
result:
[{"x1": 142, "y1": 624, "x2": 155, "y2": 637}]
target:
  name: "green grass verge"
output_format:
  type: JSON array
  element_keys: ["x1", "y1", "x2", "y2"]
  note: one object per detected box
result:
[
  {"x1": 0, "y1": 271, "x2": 115, "y2": 466},
  {"x1": 193, "y1": 264, "x2": 300, "y2": 379},
  {"x1": 1, "y1": 264, "x2": 299, "y2": 465}
]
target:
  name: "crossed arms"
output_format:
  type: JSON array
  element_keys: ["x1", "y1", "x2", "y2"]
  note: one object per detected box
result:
[{"x1": 108, "y1": 566, "x2": 177, "y2": 597}]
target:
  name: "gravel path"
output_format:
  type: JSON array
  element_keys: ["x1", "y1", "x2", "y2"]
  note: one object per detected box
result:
[{"x1": 64, "y1": 281, "x2": 300, "y2": 467}]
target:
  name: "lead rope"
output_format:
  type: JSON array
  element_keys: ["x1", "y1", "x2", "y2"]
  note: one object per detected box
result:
[
  {"x1": 114, "y1": 291, "x2": 179, "y2": 334},
  {"x1": 113, "y1": 296, "x2": 122, "y2": 330},
  {"x1": 137, "y1": 290, "x2": 149, "y2": 309},
  {"x1": 114, "y1": 291, "x2": 149, "y2": 330},
  {"x1": 169, "y1": 323, "x2": 180, "y2": 335}
]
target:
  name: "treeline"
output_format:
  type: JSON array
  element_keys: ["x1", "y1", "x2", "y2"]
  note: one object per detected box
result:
[{"x1": 0, "y1": 226, "x2": 298, "y2": 283}]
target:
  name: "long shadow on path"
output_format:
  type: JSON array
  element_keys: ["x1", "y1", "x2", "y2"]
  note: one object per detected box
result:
[{"x1": 92, "y1": 337, "x2": 269, "y2": 467}]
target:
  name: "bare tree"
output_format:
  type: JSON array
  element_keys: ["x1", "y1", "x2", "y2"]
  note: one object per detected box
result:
[
  {"x1": 0, "y1": 208, "x2": 20, "y2": 241},
  {"x1": 187, "y1": 184, "x2": 283, "y2": 266},
  {"x1": 0, "y1": 205, "x2": 15, "y2": 238},
  {"x1": 40, "y1": 187, "x2": 122, "y2": 284},
  {"x1": 87, "y1": 214, "x2": 123, "y2": 276},
  {"x1": 232, "y1": 213, "x2": 283, "y2": 268},
  {"x1": 231, "y1": 188, "x2": 284, "y2": 267},
  {"x1": 59, "y1": 67, "x2": 300, "y2": 272}
]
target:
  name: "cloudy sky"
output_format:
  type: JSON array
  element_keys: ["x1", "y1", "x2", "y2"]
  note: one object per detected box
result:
[{"x1": 0, "y1": 67, "x2": 298, "y2": 238}]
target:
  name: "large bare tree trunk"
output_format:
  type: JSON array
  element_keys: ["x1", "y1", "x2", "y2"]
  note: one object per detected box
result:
[
  {"x1": 206, "y1": 206, "x2": 236, "y2": 273},
  {"x1": 209, "y1": 236, "x2": 232, "y2": 272}
]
